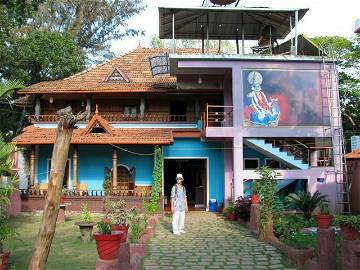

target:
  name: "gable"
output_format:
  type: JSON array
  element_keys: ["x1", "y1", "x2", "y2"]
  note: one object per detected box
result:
[
  {"x1": 105, "y1": 66, "x2": 130, "y2": 83},
  {"x1": 81, "y1": 106, "x2": 114, "y2": 136}
]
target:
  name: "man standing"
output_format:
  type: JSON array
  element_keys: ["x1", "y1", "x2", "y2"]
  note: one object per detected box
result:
[{"x1": 171, "y1": 173, "x2": 188, "y2": 235}]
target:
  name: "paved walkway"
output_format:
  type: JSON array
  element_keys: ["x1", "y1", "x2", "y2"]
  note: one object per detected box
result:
[{"x1": 142, "y1": 212, "x2": 297, "y2": 270}]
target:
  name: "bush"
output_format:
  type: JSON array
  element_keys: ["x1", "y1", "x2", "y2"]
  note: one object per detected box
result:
[
  {"x1": 104, "y1": 198, "x2": 129, "y2": 226},
  {"x1": 334, "y1": 215, "x2": 360, "y2": 230},
  {"x1": 128, "y1": 208, "x2": 148, "y2": 243},
  {"x1": 143, "y1": 201, "x2": 158, "y2": 215},
  {"x1": 234, "y1": 196, "x2": 251, "y2": 221},
  {"x1": 223, "y1": 201, "x2": 235, "y2": 215},
  {"x1": 80, "y1": 204, "x2": 92, "y2": 223}
]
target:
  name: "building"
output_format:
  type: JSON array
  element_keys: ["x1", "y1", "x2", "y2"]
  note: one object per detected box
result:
[{"x1": 13, "y1": 4, "x2": 348, "y2": 213}]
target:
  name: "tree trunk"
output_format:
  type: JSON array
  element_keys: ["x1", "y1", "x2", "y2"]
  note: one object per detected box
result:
[{"x1": 28, "y1": 107, "x2": 86, "y2": 270}]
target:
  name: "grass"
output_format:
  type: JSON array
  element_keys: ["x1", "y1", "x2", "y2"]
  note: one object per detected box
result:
[{"x1": 4, "y1": 213, "x2": 101, "y2": 270}]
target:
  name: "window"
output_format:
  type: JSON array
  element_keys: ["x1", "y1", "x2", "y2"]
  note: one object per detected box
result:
[
  {"x1": 244, "y1": 159, "x2": 259, "y2": 169},
  {"x1": 124, "y1": 105, "x2": 137, "y2": 116},
  {"x1": 265, "y1": 159, "x2": 280, "y2": 169}
]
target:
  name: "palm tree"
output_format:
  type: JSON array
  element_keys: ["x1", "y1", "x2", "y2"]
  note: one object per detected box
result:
[
  {"x1": 286, "y1": 191, "x2": 328, "y2": 220},
  {"x1": 0, "y1": 80, "x2": 24, "y2": 99}
]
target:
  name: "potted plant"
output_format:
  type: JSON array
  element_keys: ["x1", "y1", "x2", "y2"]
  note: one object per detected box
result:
[
  {"x1": 0, "y1": 223, "x2": 16, "y2": 270},
  {"x1": 127, "y1": 208, "x2": 148, "y2": 244},
  {"x1": 223, "y1": 201, "x2": 236, "y2": 221},
  {"x1": 75, "y1": 204, "x2": 96, "y2": 243},
  {"x1": 334, "y1": 215, "x2": 360, "y2": 241},
  {"x1": 104, "y1": 199, "x2": 129, "y2": 242},
  {"x1": 317, "y1": 202, "x2": 332, "y2": 229},
  {"x1": 251, "y1": 180, "x2": 260, "y2": 204},
  {"x1": 93, "y1": 217, "x2": 123, "y2": 260}
]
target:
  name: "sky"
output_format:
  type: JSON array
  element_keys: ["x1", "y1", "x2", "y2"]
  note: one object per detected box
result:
[{"x1": 111, "y1": 0, "x2": 360, "y2": 55}]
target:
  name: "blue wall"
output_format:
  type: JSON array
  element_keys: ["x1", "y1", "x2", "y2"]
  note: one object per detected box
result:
[
  {"x1": 243, "y1": 145, "x2": 270, "y2": 167},
  {"x1": 163, "y1": 138, "x2": 224, "y2": 204},
  {"x1": 37, "y1": 145, "x2": 154, "y2": 190}
]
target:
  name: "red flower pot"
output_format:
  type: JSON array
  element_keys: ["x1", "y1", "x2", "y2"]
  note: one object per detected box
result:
[
  {"x1": 317, "y1": 215, "x2": 332, "y2": 229},
  {"x1": 111, "y1": 225, "x2": 128, "y2": 242},
  {"x1": 94, "y1": 231, "x2": 123, "y2": 260},
  {"x1": 226, "y1": 212, "x2": 237, "y2": 221},
  {"x1": 0, "y1": 252, "x2": 10, "y2": 270},
  {"x1": 59, "y1": 195, "x2": 65, "y2": 205},
  {"x1": 340, "y1": 224, "x2": 358, "y2": 240},
  {"x1": 251, "y1": 194, "x2": 259, "y2": 204}
]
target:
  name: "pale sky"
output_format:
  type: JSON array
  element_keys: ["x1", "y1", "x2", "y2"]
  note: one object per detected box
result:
[{"x1": 111, "y1": 0, "x2": 360, "y2": 55}]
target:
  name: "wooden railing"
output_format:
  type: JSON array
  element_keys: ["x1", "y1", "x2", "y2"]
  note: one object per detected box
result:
[
  {"x1": 20, "y1": 188, "x2": 151, "y2": 197},
  {"x1": 203, "y1": 104, "x2": 233, "y2": 128},
  {"x1": 28, "y1": 112, "x2": 197, "y2": 123}
]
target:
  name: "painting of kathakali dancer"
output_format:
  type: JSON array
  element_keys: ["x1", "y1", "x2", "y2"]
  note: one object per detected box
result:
[{"x1": 243, "y1": 69, "x2": 328, "y2": 127}]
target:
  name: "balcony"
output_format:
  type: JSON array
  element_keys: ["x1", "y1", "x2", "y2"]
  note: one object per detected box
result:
[
  {"x1": 28, "y1": 112, "x2": 197, "y2": 124},
  {"x1": 202, "y1": 105, "x2": 233, "y2": 128}
]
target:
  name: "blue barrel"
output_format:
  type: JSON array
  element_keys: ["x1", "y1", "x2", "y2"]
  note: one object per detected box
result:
[{"x1": 209, "y1": 199, "x2": 218, "y2": 212}]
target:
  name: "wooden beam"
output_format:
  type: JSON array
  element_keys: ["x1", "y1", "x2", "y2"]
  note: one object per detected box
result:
[
  {"x1": 29, "y1": 146, "x2": 36, "y2": 189},
  {"x1": 112, "y1": 148, "x2": 118, "y2": 193},
  {"x1": 72, "y1": 145, "x2": 78, "y2": 191}
]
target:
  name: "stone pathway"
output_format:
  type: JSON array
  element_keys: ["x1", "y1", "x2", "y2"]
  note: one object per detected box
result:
[{"x1": 142, "y1": 212, "x2": 297, "y2": 270}]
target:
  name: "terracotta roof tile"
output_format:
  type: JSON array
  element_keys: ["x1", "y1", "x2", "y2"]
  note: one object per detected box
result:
[
  {"x1": 12, "y1": 125, "x2": 173, "y2": 145},
  {"x1": 19, "y1": 47, "x2": 209, "y2": 94}
]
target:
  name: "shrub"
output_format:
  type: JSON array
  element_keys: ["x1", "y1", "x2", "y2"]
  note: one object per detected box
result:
[
  {"x1": 223, "y1": 201, "x2": 235, "y2": 215},
  {"x1": 80, "y1": 204, "x2": 92, "y2": 223},
  {"x1": 97, "y1": 218, "x2": 111, "y2": 234},
  {"x1": 286, "y1": 191, "x2": 328, "y2": 220},
  {"x1": 143, "y1": 201, "x2": 158, "y2": 215},
  {"x1": 234, "y1": 196, "x2": 251, "y2": 221},
  {"x1": 334, "y1": 215, "x2": 360, "y2": 230},
  {"x1": 127, "y1": 208, "x2": 148, "y2": 243},
  {"x1": 104, "y1": 198, "x2": 129, "y2": 226},
  {"x1": 0, "y1": 222, "x2": 16, "y2": 253}
]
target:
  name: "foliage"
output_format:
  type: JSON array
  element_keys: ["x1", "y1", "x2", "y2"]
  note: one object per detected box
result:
[
  {"x1": 103, "y1": 198, "x2": 129, "y2": 226},
  {"x1": 80, "y1": 204, "x2": 92, "y2": 224},
  {"x1": 223, "y1": 201, "x2": 235, "y2": 215},
  {"x1": 96, "y1": 218, "x2": 111, "y2": 234},
  {"x1": 234, "y1": 196, "x2": 251, "y2": 221},
  {"x1": 273, "y1": 214, "x2": 316, "y2": 242},
  {"x1": 0, "y1": 222, "x2": 17, "y2": 253},
  {"x1": 28, "y1": 0, "x2": 145, "y2": 61},
  {"x1": 319, "y1": 201, "x2": 330, "y2": 215},
  {"x1": 127, "y1": 208, "x2": 147, "y2": 243},
  {"x1": 334, "y1": 215, "x2": 360, "y2": 230},
  {"x1": 3, "y1": 31, "x2": 85, "y2": 85},
  {"x1": 0, "y1": 134, "x2": 14, "y2": 176},
  {"x1": 0, "y1": 80, "x2": 24, "y2": 99},
  {"x1": 147, "y1": 146, "x2": 163, "y2": 214},
  {"x1": 103, "y1": 179, "x2": 111, "y2": 195},
  {"x1": 252, "y1": 179, "x2": 260, "y2": 194},
  {"x1": 286, "y1": 191, "x2": 328, "y2": 220},
  {"x1": 256, "y1": 166, "x2": 278, "y2": 240}
]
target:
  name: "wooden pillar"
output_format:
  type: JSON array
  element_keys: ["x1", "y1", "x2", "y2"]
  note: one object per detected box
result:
[
  {"x1": 112, "y1": 148, "x2": 118, "y2": 192},
  {"x1": 72, "y1": 145, "x2": 78, "y2": 191},
  {"x1": 140, "y1": 97, "x2": 145, "y2": 120},
  {"x1": 29, "y1": 145, "x2": 36, "y2": 189},
  {"x1": 35, "y1": 96, "x2": 41, "y2": 118}
]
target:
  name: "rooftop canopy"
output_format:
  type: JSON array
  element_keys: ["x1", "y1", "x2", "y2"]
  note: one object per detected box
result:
[{"x1": 159, "y1": 6, "x2": 308, "y2": 40}]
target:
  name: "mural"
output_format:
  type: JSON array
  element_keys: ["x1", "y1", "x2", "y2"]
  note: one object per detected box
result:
[{"x1": 243, "y1": 69, "x2": 328, "y2": 127}]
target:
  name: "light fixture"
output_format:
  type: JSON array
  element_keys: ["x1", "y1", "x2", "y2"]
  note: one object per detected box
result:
[
  {"x1": 81, "y1": 100, "x2": 85, "y2": 107},
  {"x1": 49, "y1": 97, "x2": 54, "y2": 104},
  {"x1": 197, "y1": 75, "x2": 203, "y2": 84}
]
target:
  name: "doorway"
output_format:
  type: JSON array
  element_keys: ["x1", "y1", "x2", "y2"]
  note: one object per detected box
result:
[{"x1": 164, "y1": 158, "x2": 207, "y2": 210}]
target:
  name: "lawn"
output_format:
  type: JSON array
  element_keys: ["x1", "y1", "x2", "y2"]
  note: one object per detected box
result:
[{"x1": 5, "y1": 213, "x2": 101, "y2": 270}]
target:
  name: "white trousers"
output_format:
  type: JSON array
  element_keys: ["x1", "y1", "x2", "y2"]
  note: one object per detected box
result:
[{"x1": 172, "y1": 210, "x2": 185, "y2": 233}]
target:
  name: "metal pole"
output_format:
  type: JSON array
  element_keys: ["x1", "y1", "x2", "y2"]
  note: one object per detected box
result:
[
  {"x1": 241, "y1": 14, "x2": 245, "y2": 55},
  {"x1": 201, "y1": 25, "x2": 205, "y2": 53},
  {"x1": 289, "y1": 14, "x2": 293, "y2": 54},
  {"x1": 172, "y1": 13, "x2": 176, "y2": 53},
  {"x1": 295, "y1": 10, "x2": 298, "y2": 56},
  {"x1": 206, "y1": 12, "x2": 209, "y2": 53},
  {"x1": 235, "y1": 28, "x2": 239, "y2": 54}
]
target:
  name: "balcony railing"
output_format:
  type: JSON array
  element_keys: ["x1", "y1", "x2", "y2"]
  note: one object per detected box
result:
[
  {"x1": 203, "y1": 104, "x2": 233, "y2": 128},
  {"x1": 28, "y1": 112, "x2": 197, "y2": 123},
  {"x1": 20, "y1": 188, "x2": 151, "y2": 197}
]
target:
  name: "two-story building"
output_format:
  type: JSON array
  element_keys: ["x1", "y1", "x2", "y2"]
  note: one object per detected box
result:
[{"x1": 13, "y1": 4, "x2": 349, "y2": 213}]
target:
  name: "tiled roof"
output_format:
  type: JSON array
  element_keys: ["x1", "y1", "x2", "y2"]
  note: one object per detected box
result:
[
  {"x1": 12, "y1": 125, "x2": 173, "y2": 145},
  {"x1": 19, "y1": 47, "x2": 209, "y2": 94},
  {"x1": 345, "y1": 149, "x2": 360, "y2": 159}
]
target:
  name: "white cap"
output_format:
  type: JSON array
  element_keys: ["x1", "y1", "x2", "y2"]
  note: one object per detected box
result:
[{"x1": 176, "y1": 173, "x2": 184, "y2": 180}]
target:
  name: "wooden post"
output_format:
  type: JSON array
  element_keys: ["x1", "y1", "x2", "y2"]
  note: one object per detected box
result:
[
  {"x1": 29, "y1": 146, "x2": 36, "y2": 189},
  {"x1": 28, "y1": 107, "x2": 86, "y2": 270},
  {"x1": 86, "y1": 94, "x2": 92, "y2": 121},
  {"x1": 112, "y1": 148, "x2": 118, "y2": 193},
  {"x1": 72, "y1": 145, "x2": 78, "y2": 191}
]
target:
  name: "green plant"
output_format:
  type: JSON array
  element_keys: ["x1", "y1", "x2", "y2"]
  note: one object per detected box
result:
[
  {"x1": 334, "y1": 215, "x2": 360, "y2": 230},
  {"x1": 104, "y1": 198, "x2": 129, "y2": 226},
  {"x1": 0, "y1": 222, "x2": 16, "y2": 253},
  {"x1": 319, "y1": 201, "x2": 330, "y2": 215},
  {"x1": 148, "y1": 146, "x2": 163, "y2": 212},
  {"x1": 143, "y1": 201, "x2": 158, "y2": 215},
  {"x1": 80, "y1": 204, "x2": 92, "y2": 224},
  {"x1": 102, "y1": 179, "x2": 111, "y2": 195},
  {"x1": 223, "y1": 201, "x2": 235, "y2": 215},
  {"x1": 97, "y1": 218, "x2": 111, "y2": 234},
  {"x1": 286, "y1": 191, "x2": 328, "y2": 220},
  {"x1": 255, "y1": 166, "x2": 278, "y2": 241},
  {"x1": 252, "y1": 180, "x2": 260, "y2": 194},
  {"x1": 127, "y1": 208, "x2": 147, "y2": 243}
]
